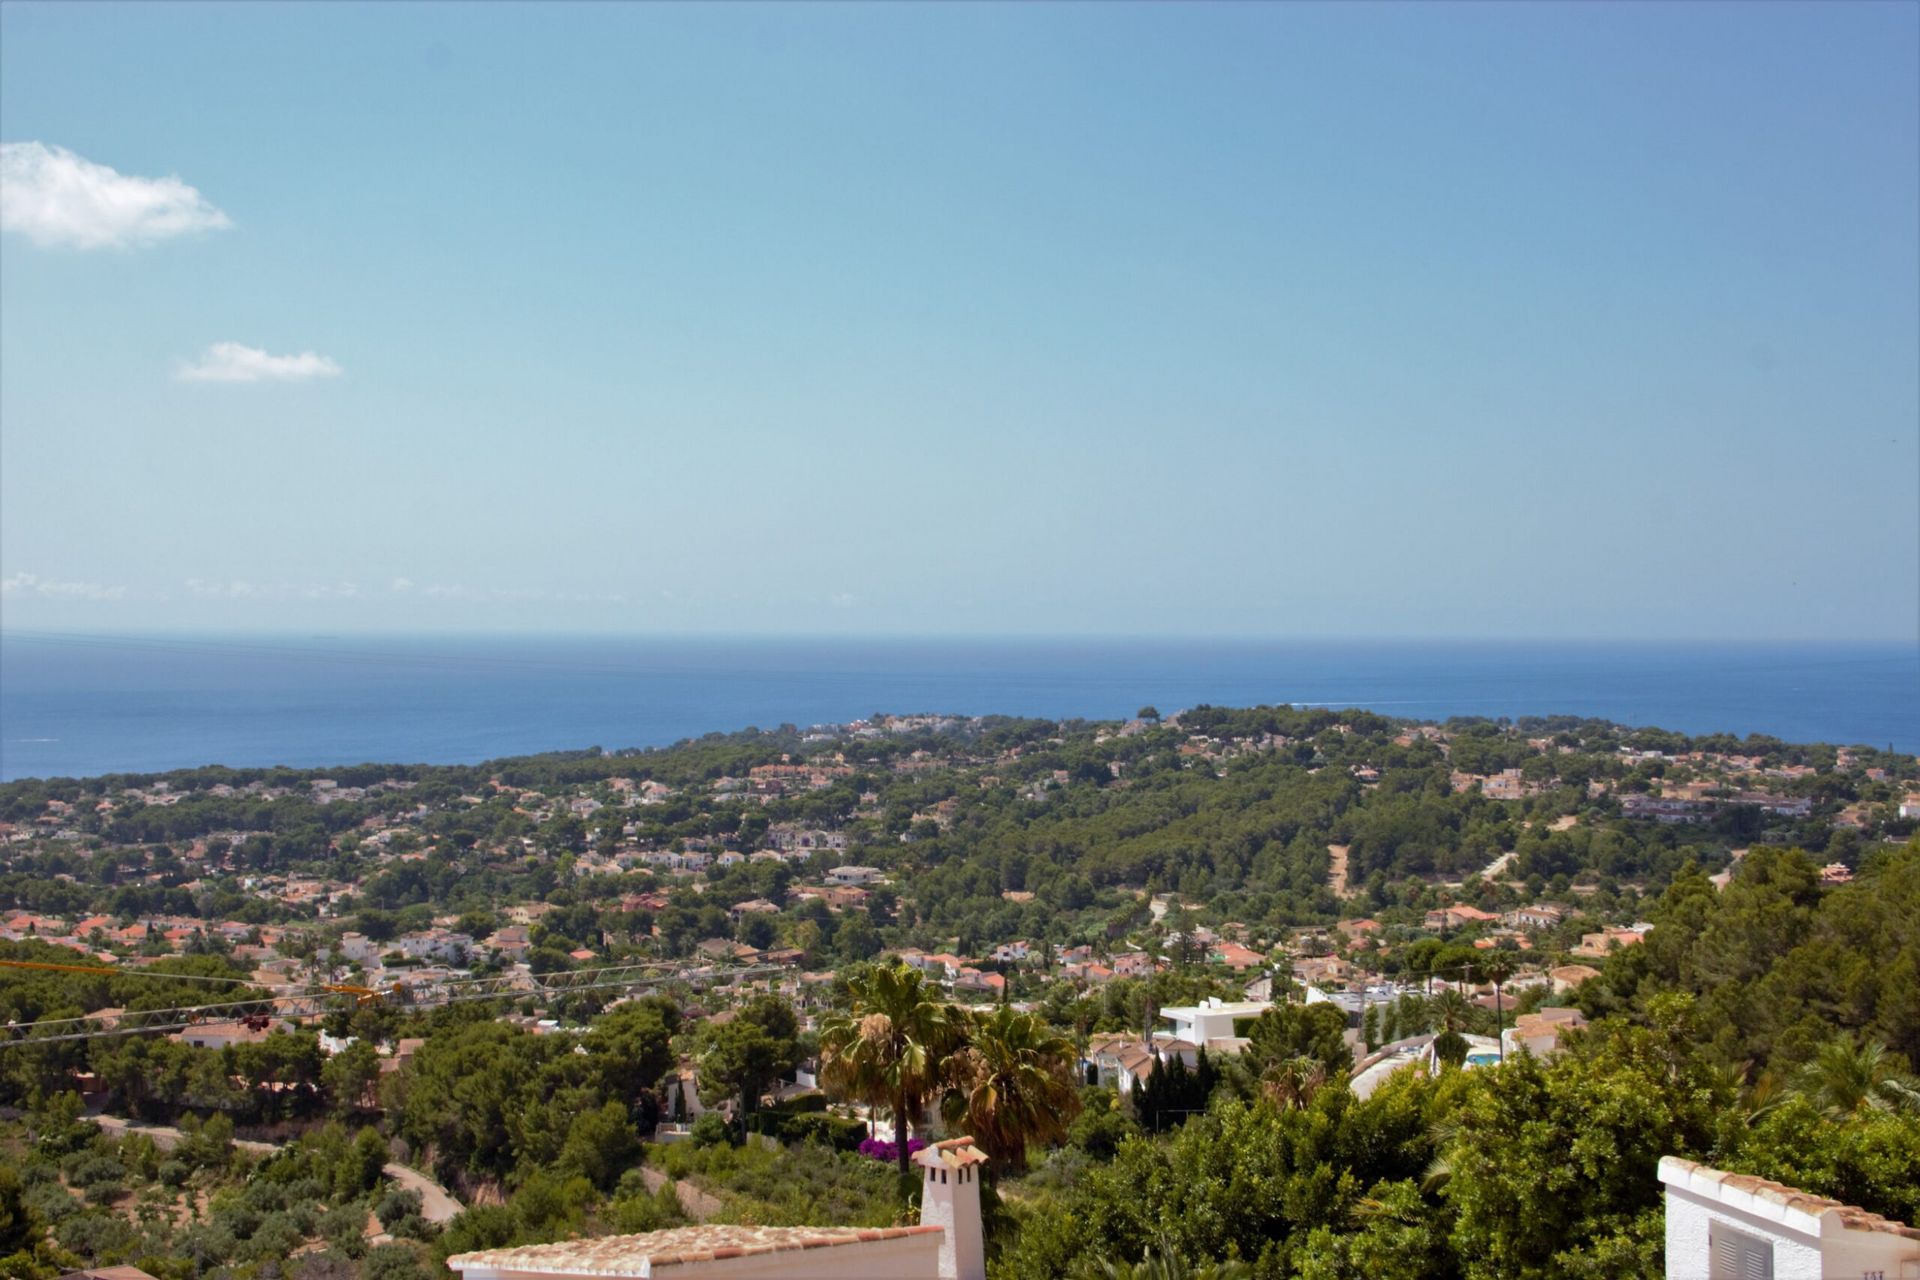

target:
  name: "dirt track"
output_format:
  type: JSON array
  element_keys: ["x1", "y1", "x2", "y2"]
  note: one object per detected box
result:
[{"x1": 91, "y1": 1113, "x2": 464, "y2": 1223}]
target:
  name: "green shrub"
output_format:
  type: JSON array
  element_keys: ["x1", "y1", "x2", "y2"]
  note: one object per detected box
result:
[
  {"x1": 211, "y1": 1198, "x2": 262, "y2": 1242},
  {"x1": 117, "y1": 1134, "x2": 162, "y2": 1182},
  {"x1": 17, "y1": 1160, "x2": 57, "y2": 1189},
  {"x1": 364, "y1": 1242, "x2": 430, "y2": 1280},
  {"x1": 433, "y1": 1205, "x2": 518, "y2": 1259},
  {"x1": 23, "y1": 1184, "x2": 76, "y2": 1225},
  {"x1": 375, "y1": 1187, "x2": 423, "y2": 1229},
  {"x1": 777, "y1": 1113, "x2": 866, "y2": 1152},
  {"x1": 82, "y1": 1179, "x2": 124, "y2": 1207},
  {"x1": 244, "y1": 1211, "x2": 305, "y2": 1262},
  {"x1": 288, "y1": 1198, "x2": 322, "y2": 1236},
  {"x1": 688, "y1": 1114, "x2": 732, "y2": 1148},
  {"x1": 69, "y1": 1156, "x2": 126, "y2": 1190},
  {"x1": 388, "y1": 1213, "x2": 437, "y2": 1242},
  {"x1": 1068, "y1": 1104, "x2": 1140, "y2": 1161},
  {"x1": 604, "y1": 1184, "x2": 686, "y2": 1234},
  {"x1": 56, "y1": 1209, "x2": 137, "y2": 1258},
  {"x1": 175, "y1": 1221, "x2": 238, "y2": 1272},
  {"x1": 644, "y1": 1136, "x2": 900, "y2": 1228},
  {"x1": 319, "y1": 1202, "x2": 370, "y2": 1258}
]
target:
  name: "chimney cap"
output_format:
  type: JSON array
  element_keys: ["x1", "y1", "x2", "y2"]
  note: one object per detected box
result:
[{"x1": 915, "y1": 1136, "x2": 990, "y2": 1171}]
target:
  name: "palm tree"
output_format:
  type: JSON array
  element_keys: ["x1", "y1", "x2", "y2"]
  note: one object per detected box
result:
[
  {"x1": 1745, "y1": 1066, "x2": 1790, "y2": 1121},
  {"x1": 1712, "y1": 1060, "x2": 1788, "y2": 1125},
  {"x1": 1429, "y1": 989, "x2": 1475, "y2": 1035},
  {"x1": 1477, "y1": 951, "x2": 1517, "y2": 1061},
  {"x1": 1386, "y1": 992, "x2": 1428, "y2": 1043},
  {"x1": 1793, "y1": 1035, "x2": 1920, "y2": 1116},
  {"x1": 818, "y1": 964, "x2": 958, "y2": 1182},
  {"x1": 939, "y1": 1005, "x2": 1081, "y2": 1172},
  {"x1": 1260, "y1": 1055, "x2": 1330, "y2": 1111}
]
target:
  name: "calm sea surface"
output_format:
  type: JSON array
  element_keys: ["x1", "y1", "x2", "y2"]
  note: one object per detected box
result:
[{"x1": 1, "y1": 633, "x2": 1914, "y2": 781}]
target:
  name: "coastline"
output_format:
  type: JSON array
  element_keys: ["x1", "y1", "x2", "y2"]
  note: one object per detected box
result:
[{"x1": 3, "y1": 633, "x2": 1914, "y2": 781}]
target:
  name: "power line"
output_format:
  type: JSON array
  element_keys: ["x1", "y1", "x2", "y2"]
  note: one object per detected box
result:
[
  {"x1": 0, "y1": 958, "x2": 264, "y2": 989},
  {"x1": 1, "y1": 960, "x2": 787, "y2": 1046}
]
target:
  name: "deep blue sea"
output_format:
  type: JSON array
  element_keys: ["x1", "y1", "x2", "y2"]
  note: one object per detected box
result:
[{"x1": 0, "y1": 632, "x2": 1914, "y2": 781}]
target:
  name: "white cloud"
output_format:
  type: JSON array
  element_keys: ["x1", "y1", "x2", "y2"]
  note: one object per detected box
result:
[
  {"x1": 0, "y1": 141, "x2": 232, "y2": 250},
  {"x1": 178, "y1": 342, "x2": 342, "y2": 384},
  {"x1": 412, "y1": 583, "x2": 626, "y2": 605},
  {"x1": 192, "y1": 580, "x2": 258, "y2": 599},
  {"x1": 308, "y1": 582, "x2": 360, "y2": 600},
  {"x1": 184, "y1": 578, "x2": 358, "y2": 600},
  {"x1": 173, "y1": 576, "x2": 619, "y2": 606},
  {"x1": 0, "y1": 571, "x2": 126, "y2": 601},
  {"x1": 424, "y1": 583, "x2": 544, "y2": 603},
  {"x1": 185, "y1": 578, "x2": 256, "y2": 599}
]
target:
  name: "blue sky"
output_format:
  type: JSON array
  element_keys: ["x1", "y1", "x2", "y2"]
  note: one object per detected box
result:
[{"x1": 2, "y1": 1, "x2": 1915, "y2": 639}]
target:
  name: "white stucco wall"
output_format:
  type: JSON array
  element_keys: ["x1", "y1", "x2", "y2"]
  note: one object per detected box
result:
[
  {"x1": 1160, "y1": 1001, "x2": 1273, "y2": 1045},
  {"x1": 1660, "y1": 1158, "x2": 1920, "y2": 1280},
  {"x1": 921, "y1": 1162, "x2": 985, "y2": 1280},
  {"x1": 1664, "y1": 1183, "x2": 1825, "y2": 1279},
  {"x1": 1815, "y1": 1225, "x2": 1920, "y2": 1280}
]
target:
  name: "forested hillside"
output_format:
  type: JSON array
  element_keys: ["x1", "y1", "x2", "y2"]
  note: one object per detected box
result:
[{"x1": 1, "y1": 708, "x2": 1916, "y2": 1280}]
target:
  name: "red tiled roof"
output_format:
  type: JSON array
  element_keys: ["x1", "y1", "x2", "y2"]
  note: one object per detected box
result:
[
  {"x1": 1661, "y1": 1158, "x2": 1919, "y2": 1239},
  {"x1": 447, "y1": 1224, "x2": 944, "y2": 1274},
  {"x1": 916, "y1": 1135, "x2": 990, "y2": 1169}
]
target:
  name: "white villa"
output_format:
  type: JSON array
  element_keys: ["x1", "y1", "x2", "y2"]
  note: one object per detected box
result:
[
  {"x1": 1156, "y1": 997, "x2": 1272, "y2": 1050},
  {"x1": 449, "y1": 1137, "x2": 989, "y2": 1280},
  {"x1": 397, "y1": 929, "x2": 474, "y2": 962},
  {"x1": 1500, "y1": 1007, "x2": 1588, "y2": 1059},
  {"x1": 1660, "y1": 1156, "x2": 1919, "y2": 1278},
  {"x1": 332, "y1": 932, "x2": 382, "y2": 964},
  {"x1": 169, "y1": 1019, "x2": 292, "y2": 1051}
]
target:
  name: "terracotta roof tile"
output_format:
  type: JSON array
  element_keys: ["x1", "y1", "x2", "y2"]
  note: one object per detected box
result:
[
  {"x1": 448, "y1": 1224, "x2": 944, "y2": 1275},
  {"x1": 1662, "y1": 1158, "x2": 1920, "y2": 1240},
  {"x1": 915, "y1": 1135, "x2": 989, "y2": 1169}
]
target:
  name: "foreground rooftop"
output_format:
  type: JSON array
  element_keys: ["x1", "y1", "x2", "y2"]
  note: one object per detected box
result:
[{"x1": 448, "y1": 1224, "x2": 946, "y2": 1277}]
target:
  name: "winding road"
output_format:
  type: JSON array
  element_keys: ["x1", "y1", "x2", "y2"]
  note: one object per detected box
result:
[{"x1": 90, "y1": 1114, "x2": 464, "y2": 1224}]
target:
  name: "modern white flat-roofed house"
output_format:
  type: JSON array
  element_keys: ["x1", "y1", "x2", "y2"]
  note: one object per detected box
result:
[
  {"x1": 1156, "y1": 997, "x2": 1273, "y2": 1049},
  {"x1": 1659, "y1": 1156, "x2": 1919, "y2": 1279},
  {"x1": 448, "y1": 1137, "x2": 989, "y2": 1280},
  {"x1": 827, "y1": 865, "x2": 883, "y2": 887}
]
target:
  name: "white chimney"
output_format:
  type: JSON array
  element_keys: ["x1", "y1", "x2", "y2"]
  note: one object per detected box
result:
[{"x1": 915, "y1": 1136, "x2": 987, "y2": 1280}]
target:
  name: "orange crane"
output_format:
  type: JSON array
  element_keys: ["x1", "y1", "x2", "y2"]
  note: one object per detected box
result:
[
  {"x1": 0, "y1": 955, "x2": 379, "y2": 1000},
  {"x1": 0, "y1": 957, "x2": 388, "y2": 1043},
  {"x1": 1, "y1": 956, "x2": 780, "y2": 1045}
]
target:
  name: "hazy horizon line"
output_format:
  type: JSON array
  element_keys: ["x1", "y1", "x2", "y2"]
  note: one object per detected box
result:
[{"x1": 3, "y1": 627, "x2": 1915, "y2": 649}]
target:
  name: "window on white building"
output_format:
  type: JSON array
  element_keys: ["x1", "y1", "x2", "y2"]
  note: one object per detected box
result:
[{"x1": 1709, "y1": 1223, "x2": 1774, "y2": 1280}]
